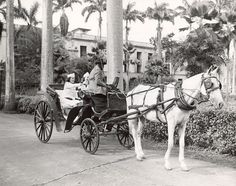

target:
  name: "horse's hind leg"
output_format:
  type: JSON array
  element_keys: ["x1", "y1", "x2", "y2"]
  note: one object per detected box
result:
[
  {"x1": 178, "y1": 122, "x2": 189, "y2": 171},
  {"x1": 164, "y1": 119, "x2": 176, "y2": 170}
]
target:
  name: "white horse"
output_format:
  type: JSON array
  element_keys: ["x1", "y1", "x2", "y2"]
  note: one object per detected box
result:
[{"x1": 126, "y1": 66, "x2": 224, "y2": 171}]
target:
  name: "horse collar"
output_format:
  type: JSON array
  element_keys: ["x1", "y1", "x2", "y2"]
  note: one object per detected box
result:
[{"x1": 174, "y1": 81, "x2": 197, "y2": 111}]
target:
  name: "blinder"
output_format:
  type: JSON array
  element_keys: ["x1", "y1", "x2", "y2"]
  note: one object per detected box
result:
[{"x1": 203, "y1": 77, "x2": 222, "y2": 93}]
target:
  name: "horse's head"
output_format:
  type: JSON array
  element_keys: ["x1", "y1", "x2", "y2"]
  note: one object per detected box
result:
[{"x1": 200, "y1": 66, "x2": 224, "y2": 109}]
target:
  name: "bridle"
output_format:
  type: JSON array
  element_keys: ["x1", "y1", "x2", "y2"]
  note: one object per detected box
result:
[
  {"x1": 178, "y1": 74, "x2": 222, "y2": 108},
  {"x1": 201, "y1": 75, "x2": 222, "y2": 94}
]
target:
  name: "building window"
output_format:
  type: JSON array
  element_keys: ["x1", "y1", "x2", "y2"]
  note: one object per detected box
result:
[
  {"x1": 137, "y1": 64, "x2": 141, "y2": 73},
  {"x1": 148, "y1": 53, "x2": 153, "y2": 60},
  {"x1": 164, "y1": 63, "x2": 171, "y2": 75},
  {"x1": 178, "y1": 78, "x2": 183, "y2": 83},
  {"x1": 137, "y1": 52, "x2": 142, "y2": 60},
  {"x1": 80, "y1": 45, "x2": 87, "y2": 57}
]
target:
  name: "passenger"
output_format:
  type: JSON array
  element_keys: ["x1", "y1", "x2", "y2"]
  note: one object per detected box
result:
[
  {"x1": 63, "y1": 73, "x2": 82, "y2": 99},
  {"x1": 61, "y1": 73, "x2": 82, "y2": 118}
]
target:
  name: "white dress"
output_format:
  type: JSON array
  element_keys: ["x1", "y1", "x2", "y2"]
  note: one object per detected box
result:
[{"x1": 60, "y1": 82, "x2": 83, "y2": 109}]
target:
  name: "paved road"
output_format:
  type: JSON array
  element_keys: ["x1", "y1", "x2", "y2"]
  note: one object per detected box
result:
[{"x1": 0, "y1": 112, "x2": 235, "y2": 186}]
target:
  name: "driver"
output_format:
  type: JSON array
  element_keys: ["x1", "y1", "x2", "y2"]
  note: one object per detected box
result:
[{"x1": 87, "y1": 59, "x2": 112, "y2": 113}]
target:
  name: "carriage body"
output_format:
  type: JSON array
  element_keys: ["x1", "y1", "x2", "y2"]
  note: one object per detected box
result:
[{"x1": 33, "y1": 84, "x2": 134, "y2": 154}]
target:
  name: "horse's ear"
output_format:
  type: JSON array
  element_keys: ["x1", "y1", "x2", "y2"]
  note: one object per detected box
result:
[
  {"x1": 211, "y1": 66, "x2": 219, "y2": 74},
  {"x1": 206, "y1": 65, "x2": 213, "y2": 74}
]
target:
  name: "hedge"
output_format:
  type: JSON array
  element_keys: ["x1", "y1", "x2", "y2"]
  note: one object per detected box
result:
[
  {"x1": 143, "y1": 108, "x2": 236, "y2": 156},
  {"x1": 16, "y1": 95, "x2": 40, "y2": 114}
]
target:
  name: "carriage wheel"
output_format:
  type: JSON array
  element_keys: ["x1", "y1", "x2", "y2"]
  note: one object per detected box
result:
[
  {"x1": 34, "y1": 101, "x2": 53, "y2": 143},
  {"x1": 117, "y1": 121, "x2": 134, "y2": 149},
  {"x1": 80, "y1": 118, "x2": 99, "y2": 154}
]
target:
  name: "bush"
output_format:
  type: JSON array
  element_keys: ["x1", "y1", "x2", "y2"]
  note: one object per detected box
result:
[
  {"x1": 143, "y1": 108, "x2": 236, "y2": 156},
  {"x1": 186, "y1": 109, "x2": 236, "y2": 156},
  {"x1": 16, "y1": 95, "x2": 39, "y2": 114}
]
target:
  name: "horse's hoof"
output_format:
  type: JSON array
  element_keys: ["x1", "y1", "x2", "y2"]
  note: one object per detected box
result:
[
  {"x1": 181, "y1": 166, "x2": 190, "y2": 172},
  {"x1": 180, "y1": 162, "x2": 190, "y2": 171},
  {"x1": 140, "y1": 154, "x2": 146, "y2": 159},
  {"x1": 164, "y1": 163, "x2": 172, "y2": 171},
  {"x1": 136, "y1": 156, "x2": 144, "y2": 161}
]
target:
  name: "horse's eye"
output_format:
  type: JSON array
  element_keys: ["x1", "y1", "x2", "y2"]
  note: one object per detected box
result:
[{"x1": 204, "y1": 80, "x2": 213, "y2": 89}]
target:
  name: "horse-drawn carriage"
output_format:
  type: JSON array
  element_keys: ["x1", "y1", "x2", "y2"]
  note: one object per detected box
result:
[
  {"x1": 33, "y1": 83, "x2": 134, "y2": 154},
  {"x1": 34, "y1": 66, "x2": 224, "y2": 171}
]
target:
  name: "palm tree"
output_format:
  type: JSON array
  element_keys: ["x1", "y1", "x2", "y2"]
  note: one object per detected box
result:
[
  {"x1": 0, "y1": 0, "x2": 21, "y2": 40},
  {"x1": 106, "y1": 0, "x2": 123, "y2": 91},
  {"x1": 53, "y1": 0, "x2": 82, "y2": 36},
  {"x1": 41, "y1": 0, "x2": 53, "y2": 91},
  {"x1": 123, "y1": 2, "x2": 144, "y2": 44},
  {"x1": 216, "y1": 10, "x2": 236, "y2": 96},
  {"x1": 4, "y1": 0, "x2": 15, "y2": 111},
  {"x1": 14, "y1": 2, "x2": 40, "y2": 40},
  {"x1": 18, "y1": 2, "x2": 40, "y2": 27},
  {"x1": 123, "y1": 42, "x2": 136, "y2": 91},
  {"x1": 81, "y1": 0, "x2": 106, "y2": 40},
  {"x1": 146, "y1": 2, "x2": 176, "y2": 61},
  {"x1": 0, "y1": 0, "x2": 6, "y2": 40}
]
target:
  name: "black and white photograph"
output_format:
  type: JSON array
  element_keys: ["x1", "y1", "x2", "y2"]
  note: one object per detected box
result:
[{"x1": 0, "y1": 0, "x2": 236, "y2": 185}]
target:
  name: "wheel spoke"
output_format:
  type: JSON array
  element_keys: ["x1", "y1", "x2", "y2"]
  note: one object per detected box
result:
[
  {"x1": 89, "y1": 141, "x2": 92, "y2": 151},
  {"x1": 44, "y1": 109, "x2": 50, "y2": 119},
  {"x1": 42, "y1": 127, "x2": 46, "y2": 141},
  {"x1": 36, "y1": 123, "x2": 43, "y2": 132},
  {"x1": 82, "y1": 137, "x2": 89, "y2": 145},
  {"x1": 35, "y1": 109, "x2": 43, "y2": 119},
  {"x1": 39, "y1": 126, "x2": 43, "y2": 140},
  {"x1": 123, "y1": 135, "x2": 127, "y2": 145},
  {"x1": 85, "y1": 139, "x2": 90, "y2": 149}
]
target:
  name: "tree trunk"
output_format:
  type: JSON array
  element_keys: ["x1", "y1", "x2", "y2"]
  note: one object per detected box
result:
[
  {"x1": 125, "y1": 21, "x2": 130, "y2": 92},
  {"x1": 225, "y1": 48, "x2": 230, "y2": 103},
  {"x1": 4, "y1": 0, "x2": 16, "y2": 112},
  {"x1": 41, "y1": 0, "x2": 53, "y2": 91},
  {"x1": 107, "y1": 0, "x2": 123, "y2": 91},
  {"x1": 156, "y1": 21, "x2": 162, "y2": 61},
  {"x1": 232, "y1": 39, "x2": 236, "y2": 95},
  {"x1": 99, "y1": 13, "x2": 102, "y2": 40},
  {"x1": 125, "y1": 20, "x2": 129, "y2": 44}
]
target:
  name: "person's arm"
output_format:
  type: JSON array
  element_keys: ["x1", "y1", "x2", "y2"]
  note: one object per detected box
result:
[{"x1": 96, "y1": 71, "x2": 112, "y2": 89}]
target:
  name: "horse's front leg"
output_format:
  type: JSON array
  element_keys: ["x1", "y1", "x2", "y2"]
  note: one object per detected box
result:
[
  {"x1": 136, "y1": 117, "x2": 145, "y2": 160},
  {"x1": 178, "y1": 122, "x2": 189, "y2": 171},
  {"x1": 128, "y1": 114, "x2": 141, "y2": 160},
  {"x1": 164, "y1": 119, "x2": 176, "y2": 170}
]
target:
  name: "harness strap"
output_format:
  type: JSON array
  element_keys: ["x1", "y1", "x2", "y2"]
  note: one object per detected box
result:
[{"x1": 143, "y1": 87, "x2": 152, "y2": 107}]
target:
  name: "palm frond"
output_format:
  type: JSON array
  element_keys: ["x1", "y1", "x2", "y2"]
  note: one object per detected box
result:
[
  {"x1": 29, "y1": 2, "x2": 39, "y2": 21},
  {"x1": 85, "y1": 10, "x2": 94, "y2": 22}
]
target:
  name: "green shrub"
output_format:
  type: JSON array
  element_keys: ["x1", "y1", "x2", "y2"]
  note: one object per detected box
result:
[
  {"x1": 143, "y1": 108, "x2": 236, "y2": 156},
  {"x1": 16, "y1": 95, "x2": 39, "y2": 114},
  {"x1": 143, "y1": 121, "x2": 168, "y2": 142},
  {"x1": 186, "y1": 110, "x2": 236, "y2": 156}
]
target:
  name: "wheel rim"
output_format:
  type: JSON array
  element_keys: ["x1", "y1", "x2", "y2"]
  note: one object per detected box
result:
[
  {"x1": 80, "y1": 118, "x2": 99, "y2": 154},
  {"x1": 117, "y1": 121, "x2": 134, "y2": 149},
  {"x1": 34, "y1": 101, "x2": 53, "y2": 143}
]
